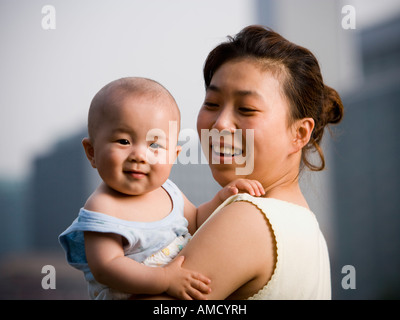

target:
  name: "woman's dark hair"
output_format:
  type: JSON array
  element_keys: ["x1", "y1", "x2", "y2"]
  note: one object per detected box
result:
[{"x1": 203, "y1": 25, "x2": 344, "y2": 171}]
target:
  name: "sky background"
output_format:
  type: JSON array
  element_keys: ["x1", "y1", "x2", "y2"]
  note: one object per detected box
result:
[
  {"x1": 0, "y1": 0, "x2": 255, "y2": 179},
  {"x1": 1, "y1": 0, "x2": 400, "y2": 180}
]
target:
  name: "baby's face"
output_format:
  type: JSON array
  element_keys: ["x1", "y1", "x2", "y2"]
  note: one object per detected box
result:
[{"x1": 91, "y1": 94, "x2": 180, "y2": 196}]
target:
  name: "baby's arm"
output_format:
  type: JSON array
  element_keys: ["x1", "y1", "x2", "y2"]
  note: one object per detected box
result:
[
  {"x1": 195, "y1": 179, "x2": 265, "y2": 228},
  {"x1": 84, "y1": 231, "x2": 211, "y2": 299}
]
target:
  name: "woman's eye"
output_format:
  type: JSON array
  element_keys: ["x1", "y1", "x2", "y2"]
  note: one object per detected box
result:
[
  {"x1": 238, "y1": 107, "x2": 256, "y2": 114},
  {"x1": 117, "y1": 139, "x2": 130, "y2": 145}
]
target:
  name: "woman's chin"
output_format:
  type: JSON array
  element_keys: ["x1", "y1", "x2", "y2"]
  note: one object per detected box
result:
[{"x1": 210, "y1": 165, "x2": 239, "y2": 187}]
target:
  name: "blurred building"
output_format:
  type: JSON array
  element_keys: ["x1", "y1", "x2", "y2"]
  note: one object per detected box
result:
[
  {"x1": 332, "y1": 14, "x2": 400, "y2": 299},
  {"x1": 30, "y1": 130, "x2": 95, "y2": 250},
  {"x1": 0, "y1": 179, "x2": 29, "y2": 256},
  {"x1": 0, "y1": 130, "x2": 94, "y2": 299}
]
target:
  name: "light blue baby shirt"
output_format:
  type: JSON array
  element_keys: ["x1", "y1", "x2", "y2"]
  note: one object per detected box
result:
[{"x1": 59, "y1": 179, "x2": 188, "y2": 282}]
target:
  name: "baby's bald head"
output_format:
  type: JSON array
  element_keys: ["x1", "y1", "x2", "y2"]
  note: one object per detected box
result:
[{"x1": 87, "y1": 77, "x2": 180, "y2": 141}]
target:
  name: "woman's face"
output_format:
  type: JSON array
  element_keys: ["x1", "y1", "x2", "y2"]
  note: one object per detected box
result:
[{"x1": 197, "y1": 59, "x2": 297, "y2": 188}]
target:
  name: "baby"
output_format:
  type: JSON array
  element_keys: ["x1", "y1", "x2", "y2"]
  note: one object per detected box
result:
[{"x1": 59, "y1": 77, "x2": 264, "y2": 300}]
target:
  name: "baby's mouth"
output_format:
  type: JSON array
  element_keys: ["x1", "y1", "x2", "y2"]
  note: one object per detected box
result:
[{"x1": 124, "y1": 169, "x2": 148, "y2": 179}]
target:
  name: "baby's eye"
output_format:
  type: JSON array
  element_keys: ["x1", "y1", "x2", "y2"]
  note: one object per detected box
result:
[
  {"x1": 149, "y1": 142, "x2": 162, "y2": 149},
  {"x1": 117, "y1": 139, "x2": 130, "y2": 145}
]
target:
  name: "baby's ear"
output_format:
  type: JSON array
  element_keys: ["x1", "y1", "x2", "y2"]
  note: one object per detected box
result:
[
  {"x1": 82, "y1": 138, "x2": 96, "y2": 168},
  {"x1": 176, "y1": 145, "x2": 182, "y2": 158}
]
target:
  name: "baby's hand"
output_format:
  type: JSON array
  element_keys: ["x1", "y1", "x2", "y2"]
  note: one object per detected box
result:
[
  {"x1": 164, "y1": 256, "x2": 211, "y2": 300},
  {"x1": 219, "y1": 178, "x2": 265, "y2": 202}
]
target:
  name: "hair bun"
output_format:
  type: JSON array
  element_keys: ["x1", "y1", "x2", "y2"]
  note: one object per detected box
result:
[{"x1": 323, "y1": 85, "x2": 344, "y2": 125}]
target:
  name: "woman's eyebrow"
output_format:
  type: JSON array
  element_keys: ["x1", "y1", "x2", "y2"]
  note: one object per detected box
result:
[
  {"x1": 206, "y1": 84, "x2": 221, "y2": 93},
  {"x1": 235, "y1": 90, "x2": 263, "y2": 99},
  {"x1": 207, "y1": 84, "x2": 261, "y2": 98}
]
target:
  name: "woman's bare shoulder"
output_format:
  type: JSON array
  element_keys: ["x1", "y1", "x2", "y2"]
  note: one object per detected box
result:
[{"x1": 180, "y1": 199, "x2": 276, "y2": 299}]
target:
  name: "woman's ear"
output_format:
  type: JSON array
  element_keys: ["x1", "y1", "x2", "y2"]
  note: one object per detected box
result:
[
  {"x1": 82, "y1": 138, "x2": 97, "y2": 168},
  {"x1": 290, "y1": 118, "x2": 315, "y2": 154}
]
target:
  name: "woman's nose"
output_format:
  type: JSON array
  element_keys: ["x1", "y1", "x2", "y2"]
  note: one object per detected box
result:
[{"x1": 212, "y1": 108, "x2": 236, "y2": 133}]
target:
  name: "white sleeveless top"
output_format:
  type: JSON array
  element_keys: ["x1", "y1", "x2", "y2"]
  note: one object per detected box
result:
[{"x1": 199, "y1": 193, "x2": 331, "y2": 300}]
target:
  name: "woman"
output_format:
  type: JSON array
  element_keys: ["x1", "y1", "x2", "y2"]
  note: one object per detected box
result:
[{"x1": 153, "y1": 25, "x2": 343, "y2": 300}]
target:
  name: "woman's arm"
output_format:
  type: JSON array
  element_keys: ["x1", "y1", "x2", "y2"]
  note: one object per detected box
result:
[{"x1": 146, "y1": 200, "x2": 276, "y2": 299}]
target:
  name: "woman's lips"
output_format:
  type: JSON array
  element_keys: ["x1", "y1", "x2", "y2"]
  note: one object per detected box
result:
[
  {"x1": 211, "y1": 144, "x2": 243, "y2": 163},
  {"x1": 212, "y1": 144, "x2": 242, "y2": 156}
]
